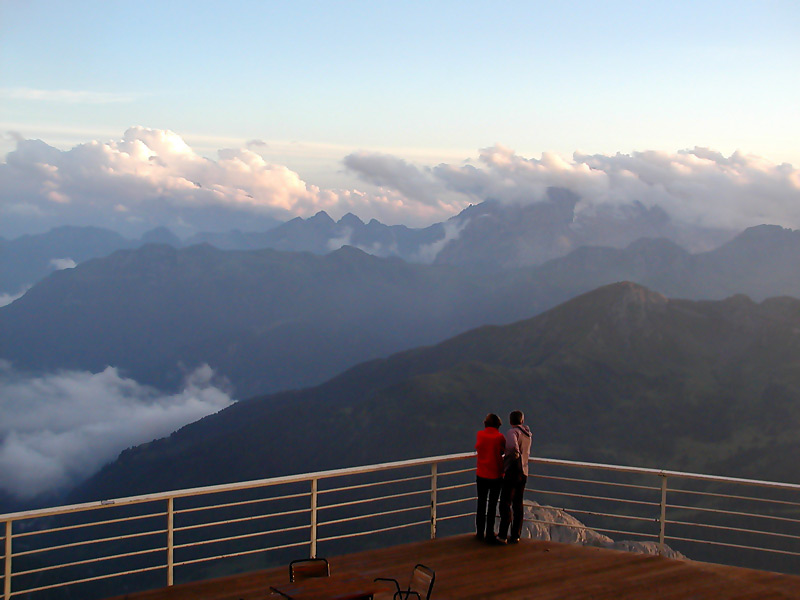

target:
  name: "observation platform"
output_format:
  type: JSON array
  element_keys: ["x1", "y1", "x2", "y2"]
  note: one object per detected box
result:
[{"x1": 108, "y1": 534, "x2": 800, "y2": 600}]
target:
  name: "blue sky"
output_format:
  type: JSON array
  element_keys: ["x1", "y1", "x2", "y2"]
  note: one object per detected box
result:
[{"x1": 1, "y1": 1, "x2": 799, "y2": 234}]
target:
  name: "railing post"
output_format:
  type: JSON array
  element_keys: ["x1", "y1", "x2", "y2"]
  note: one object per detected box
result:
[
  {"x1": 658, "y1": 474, "x2": 668, "y2": 545},
  {"x1": 310, "y1": 478, "x2": 318, "y2": 557},
  {"x1": 167, "y1": 498, "x2": 174, "y2": 586},
  {"x1": 430, "y1": 463, "x2": 438, "y2": 540},
  {"x1": 4, "y1": 519, "x2": 11, "y2": 600}
]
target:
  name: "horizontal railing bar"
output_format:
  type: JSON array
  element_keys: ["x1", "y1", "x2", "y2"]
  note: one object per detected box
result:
[
  {"x1": 173, "y1": 539, "x2": 308, "y2": 567},
  {"x1": 439, "y1": 467, "x2": 475, "y2": 477},
  {"x1": 563, "y1": 507, "x2": 656, "y2": 524},
  {"x1": 8, "y1": 452, "x2": 800, "y2": 525},
  {"x1": 529, "y1": 488, "x2": 660, "y2": 508},
  {"x1": 318, "y1": 520, "x2": 428, "y2": 543},
  {"x1": 13, "y1": 511, "x2": 167, "y2": 539},
  {"x1": 530, "y1": 457, "x2": 800, "y2": 493},
  {"x1": 665, "y1": 535, "x2": 800, "y2": 557},
  {"x1": 176, "y1": 491, "x2": 309, "y2": 515},
  {"x1": 320, "y1": 474, "x2": 430, "y2": 495},
  {"x1": 668, "y1": 487, "x2": 800, "y2": 509},
  {"x1": 666, "y1": 519, "x2": 800, "y2": 541},
  {"x1": 531, "y1": 473, "x2": 660, "y2": 493},
  {"x1": 13, "y1": 528, "x2": 166, "y2": 558},
  {"x1": 173, "y1": 524, "x2": 309, "y2": 550},
  {"x1": 320, "y1": 504, "x2": 427, "y2": 527},
  {"x1": 438, "y1": 497, "x2": 472, "y2": 507},
  {"x1": 438, "y1": 482, "x2": 473, "y2": 492},
  {"x1": 438, "y1": 512, "x2": 472, "y2": 522},
  {"x1": 668, "y1": 503, "x2": 800, "y2": 524},
  {"x1": 174, "y1": 507, "x2": 309, "y2": 532},
  {"x1": 12, "y1": 563, "x2": 164, "y2": 596},
  {"x1": 15, "y1": 545, "x2": 166, "y2": 577},
  {"x1": 524, "y1": 517, "x2": 658, "y2": 541},
  {"x1": 1, "y1": 452, "x2": 476, "y2": 522},
  {"x1": 319, "y1": 488, "x2": 428, "y2": 510}
]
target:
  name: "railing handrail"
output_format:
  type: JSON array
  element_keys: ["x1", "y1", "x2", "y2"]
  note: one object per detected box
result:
[
  {"x1": 4, "y1": 452, "x2": 800, "y2": 599},
  {"x1": 0, "y1": 452, "x2": 476, "y2": 523},
  {"x1": 530, "y1": 457, "x2": 800, "y2": 492},
  {"x1": 4, "y1": 452, "x2": 800, "y2": 523}
]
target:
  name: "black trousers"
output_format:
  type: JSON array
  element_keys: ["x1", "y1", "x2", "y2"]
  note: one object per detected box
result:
[
  {"x1": 498, "y1": 474, "x2": 527, "y2": 540},
  {"x1": 475, "y1": 476, "x2": 502, "y2": 538}
]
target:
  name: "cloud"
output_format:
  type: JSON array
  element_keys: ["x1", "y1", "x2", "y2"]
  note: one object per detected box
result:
[
  {"x1": 429, "y1": 145, "x2": 800, "y2": 231},
  {"x1": 49, "y1": 257, "x2": 77, "y2": 270},
  {"x1": 0, "y1": 362, "x2": 235, "y2": 499},
  {"x1": 0, "y1": 128, "x2": 457, "y2": 237},
  {"x1": 3, "y1": 130, "x2": 799, "y2": 237},
  {"x1": 0, "y1": 287, "x2": 28, "y2": 308}
]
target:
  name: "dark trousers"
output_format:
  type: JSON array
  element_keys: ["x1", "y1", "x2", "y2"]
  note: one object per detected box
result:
[
  {"x1": 475, "y1": 476, "x2": 502, "y2": 538},
  {"x1": 498, "y1": 474, "x2": 527, "y2": 540}
]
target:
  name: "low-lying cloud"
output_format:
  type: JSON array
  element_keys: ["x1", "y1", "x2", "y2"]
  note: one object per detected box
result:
[
  {"x1": 0, "y1": 362, "x2": 235, "y2": 499},
  {"x1": 0, "y1": 127, "x2": 453, "y2": 237},
  {"x1": 3, "y1": 129, "x2": 799, "y2": 238},
  {"x1": 348, "y1": 145, "x2": 800, "y2": 232}
]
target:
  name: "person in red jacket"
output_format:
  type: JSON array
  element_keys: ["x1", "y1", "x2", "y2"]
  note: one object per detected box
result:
[{"x1": 475, "y1": 413, "x2": 505, "y2": 542}]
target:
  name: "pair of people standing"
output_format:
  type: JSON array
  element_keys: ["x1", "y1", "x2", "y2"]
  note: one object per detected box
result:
[{"x1": 474, "y1": 410, "x2": 532, "y2": 544}]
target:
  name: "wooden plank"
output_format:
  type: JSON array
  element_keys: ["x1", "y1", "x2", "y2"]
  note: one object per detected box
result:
[{"x1": 105, "y1": 535, "x2": 800, "y2": 600}]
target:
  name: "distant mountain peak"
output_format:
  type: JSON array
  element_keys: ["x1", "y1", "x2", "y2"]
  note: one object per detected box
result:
[
  {"x1": 338, "y1": 213, "x2": 365, "y2": 227},
  {"x1": 309, "y1": 211, "x2": 334, "y2": 224}
]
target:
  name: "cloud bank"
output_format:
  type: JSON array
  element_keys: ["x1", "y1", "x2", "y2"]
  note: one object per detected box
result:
[
  {"x1": 346, "y1": 145, "x2": 800, "y2": 232},
  {"x1": 0, "y1": 127, "x2": 452, "y2": 237},
  {"x1": 0, "y1": 362, "x2": 235, "y2": 499},
  {"x1": 2, "y1": 128, "x2": 799, "y2": 238}
]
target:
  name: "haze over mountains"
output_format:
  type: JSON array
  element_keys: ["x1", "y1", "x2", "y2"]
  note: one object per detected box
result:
[
  {"x1": 69, "y1": 282, "x2": 800, "y2": 503},
  {"x1": 3, "y1": 219, "x2": 800, "y2": 399},
  {"x1": 4, "y1": 191, "x2": 800, "y2": 510},
  {"x1": 0, "y1": 189, "x2": 734, "y2": 298}
]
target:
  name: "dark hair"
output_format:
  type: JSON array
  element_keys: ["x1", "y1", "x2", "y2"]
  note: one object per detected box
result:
[
  {"x1": 483, "y1": 413, "x2": 501, "y2": 429},
  {"x1": 509, "y1": 410, "x2": 524, "y2": 426}
]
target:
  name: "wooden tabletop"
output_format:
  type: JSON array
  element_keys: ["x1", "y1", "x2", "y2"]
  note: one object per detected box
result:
[{"x1": 270, "y1": 571, "x2": 384, "y2": 600}]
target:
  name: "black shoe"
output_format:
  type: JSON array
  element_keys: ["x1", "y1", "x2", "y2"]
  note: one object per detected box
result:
[
  {"x1": 474, "y1": 533, "x2": 484, "y2": 541},
  {"x1": 508, "y1": 537, "x2": 520, "y2": 544},
  {"x1": 491, "y1": 537, "x2": 507, "y2": 545}
]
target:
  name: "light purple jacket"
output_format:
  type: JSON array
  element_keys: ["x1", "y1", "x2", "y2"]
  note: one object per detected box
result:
[{"x1": 503, "y1": 424, "x2": 532, "y2": 476}]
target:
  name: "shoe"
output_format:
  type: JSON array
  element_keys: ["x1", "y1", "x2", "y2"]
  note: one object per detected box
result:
[
  {"x1": 491, "y1": 537, "x2": 507, "y2": 545},
  {"x1": 508, "y1": 537, "x2": 520, "y2": 544},
  {"x1": 474, "y1": 533, "x2": 484, "y2": 541}
]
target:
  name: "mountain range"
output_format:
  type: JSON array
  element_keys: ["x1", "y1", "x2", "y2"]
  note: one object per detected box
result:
[
  {"x1": 3, "y1": 223, "x2": 800, "y2": 398},
  {"x1": 69, "y1": 281, "x2": 800, "y2": 504},
  {"x1": 0, "y1": 190, "x2": 735, "y2": 296}
]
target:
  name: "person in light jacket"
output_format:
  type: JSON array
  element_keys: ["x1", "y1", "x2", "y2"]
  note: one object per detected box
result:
[
  {"x1": 497, "y1": 410, "x2": 532, "y2": 544},
  {"x1": 474, "y1": 413, "x2": 505, "y2": 542}
]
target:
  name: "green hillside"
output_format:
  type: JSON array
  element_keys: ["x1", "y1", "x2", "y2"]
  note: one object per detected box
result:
[{"x1": 71, "y1": 282, "x2": 800, "y2": 503}]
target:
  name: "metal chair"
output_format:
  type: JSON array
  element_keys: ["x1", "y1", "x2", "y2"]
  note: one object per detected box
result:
[
  {"x1": 289, "y1": 557, "x2": 330, "y2": 582},
  {"x1": 375, "y1": 563, "x2": 435, "y2": 600}
]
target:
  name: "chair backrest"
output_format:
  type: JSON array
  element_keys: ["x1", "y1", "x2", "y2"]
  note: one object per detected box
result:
[
  {"x1": 408, "y1": 563, "x2": 435, "y2": 599},
  {"x1": 289, "y1": 557, "x2": 330, "y2": 582}
]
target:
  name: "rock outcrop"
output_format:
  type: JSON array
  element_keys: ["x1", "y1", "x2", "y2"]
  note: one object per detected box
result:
[{"x1": 520, "y1": 500, "x2": 685, "y2": 559}]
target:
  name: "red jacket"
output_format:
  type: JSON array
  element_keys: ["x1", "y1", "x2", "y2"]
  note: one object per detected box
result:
[{"x1": 475, "y1": 427, "x2": 505, "y2": 479}]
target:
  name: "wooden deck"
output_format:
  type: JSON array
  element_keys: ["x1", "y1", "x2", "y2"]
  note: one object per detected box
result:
[{"x1": 107, "y1": 535, "x2": 800, "y2": 599}]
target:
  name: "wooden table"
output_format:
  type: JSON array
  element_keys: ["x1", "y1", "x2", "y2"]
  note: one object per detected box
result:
[{"x1": 270, "y1": 572, "x2": 385, "y2": 600}]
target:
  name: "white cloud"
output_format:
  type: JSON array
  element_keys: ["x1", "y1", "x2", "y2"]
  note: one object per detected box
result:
[
  {"x1": 49, "y1": 257, "x2": 77, "y2": 270},
  {"x1": 3, "y1": 129, "x2": 799, "y2": 237},
  {"x1": 0, "y1": 287, "x2": 28, "y2": 307},
  {"x1": 0, "y1": 363, "x2": 235, "y2": 499},
  {"x1": 0, "y1": 128, "x2": 458, "y2": 237},
  {"x1": 430, "y1": 145, "x2": 800, "y2": 231}
]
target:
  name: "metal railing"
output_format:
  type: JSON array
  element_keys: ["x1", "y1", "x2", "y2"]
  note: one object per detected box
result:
[{"x1": 2, "y1": 453, "x2": 800, "y2": 599}]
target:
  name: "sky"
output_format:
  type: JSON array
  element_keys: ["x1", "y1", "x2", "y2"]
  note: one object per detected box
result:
[
  {"x1": 1, "y1": 1, "x2": 800, "y2": 499},
  {"x1": 1, "y1": 1, "x2": 799, "y2": 237}
]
